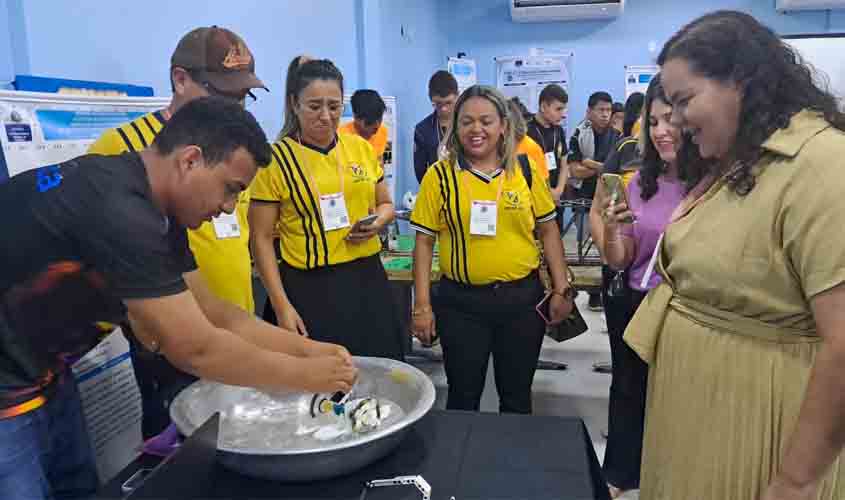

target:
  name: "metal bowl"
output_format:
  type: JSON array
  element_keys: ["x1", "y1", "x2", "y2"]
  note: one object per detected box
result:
[{"x1": 170, "y1": 357, "x2": 435, "y2": 481}]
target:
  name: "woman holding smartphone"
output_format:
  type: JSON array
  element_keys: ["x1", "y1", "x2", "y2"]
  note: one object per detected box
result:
[
  {"x1": 410, "y1": 85, "x2": 573, "y2": 414},
  {"x1": 250, "y1": 59, "x2": 403, "y2": 360},
  {"x1": 594, "y1": 74, "x2": 691, "y2": 498}
]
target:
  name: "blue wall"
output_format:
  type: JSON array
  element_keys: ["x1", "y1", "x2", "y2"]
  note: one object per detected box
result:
[
  {"x1": 441, "y1": 0, "x2": 834, "y2": 125},
  {"x1": 376, "y1": 0, "x2": 447, "y2": 199},
  {"x1": 17, "y1": 0, "x2": 363, "y2": 138},
  {"x1": 5, "y1": 0, "x2": 843, "y2": 197}
]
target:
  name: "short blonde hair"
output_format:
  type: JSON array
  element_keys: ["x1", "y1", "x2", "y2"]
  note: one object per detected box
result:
[{"x1": 444, "y1": 85, "x2": 517, "y2": 174}]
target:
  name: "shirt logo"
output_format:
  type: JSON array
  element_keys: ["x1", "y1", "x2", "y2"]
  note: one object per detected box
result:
[
  {"x1": 503, "y1": 190, "x2": 523, "y2": 210},
  {"x1": 349, "y1": 164, "x2": 368, "y2": 182},
  {"x1": 36, "y1": 165, "x2": 63, "y2": 192}
]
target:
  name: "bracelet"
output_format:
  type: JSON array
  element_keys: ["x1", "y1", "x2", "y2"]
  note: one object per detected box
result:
[
  {"x1": 412, "y1": 306, "x2": 432, "y2": 317},
  {"x1": 551, "y1": 287, "x2": 575, "y2": 301}
]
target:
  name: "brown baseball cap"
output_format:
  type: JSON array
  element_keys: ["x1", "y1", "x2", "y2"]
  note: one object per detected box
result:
[{"x1": 171, "y1": 26, "x2": 267, "y2": 93}]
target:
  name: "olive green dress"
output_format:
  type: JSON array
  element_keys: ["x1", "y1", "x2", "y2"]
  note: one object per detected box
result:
[{"x1": 625, "y1": 110, "x2": 845, "y2": 499}]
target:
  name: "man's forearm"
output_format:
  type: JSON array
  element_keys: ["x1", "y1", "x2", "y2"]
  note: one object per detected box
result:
[
  {"x1": 583, "y1": 159, "x2": 604, "y2": 172},
  {"x1": 215, "y1": 299, "x2": 312, "y2": 357}
]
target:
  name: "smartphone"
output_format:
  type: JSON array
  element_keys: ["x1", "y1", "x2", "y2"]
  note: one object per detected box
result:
[
  {"x1": 122, "y1": 468, "x2": 154, "y2": 493},
  {"x1": 356, "y1": 214, "x2": 379, "y2": 227},
  {"x1": 601, "y1": 173, "x2": 636, "y2": 223},
  {"x1": 536, "y1": 292, "x2": 553, "y2": 325}
]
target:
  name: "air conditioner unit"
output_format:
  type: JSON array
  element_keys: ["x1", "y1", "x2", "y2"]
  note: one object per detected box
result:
[
  {"x1": 776, "y1": 0, "x2": 845, "y2": 11},
  {"x1": 510, "y1": 0, "x2": 624, "y2": 23}
]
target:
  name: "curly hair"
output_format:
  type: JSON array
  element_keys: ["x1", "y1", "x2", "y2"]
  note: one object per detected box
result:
[{"x1": 658, "y1": 10, "x2": 845, "y2": 195}]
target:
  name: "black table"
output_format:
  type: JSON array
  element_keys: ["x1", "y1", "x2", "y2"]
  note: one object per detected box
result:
[{"x1": 99, "y1": 410, "x2": 610, "y2": 500}]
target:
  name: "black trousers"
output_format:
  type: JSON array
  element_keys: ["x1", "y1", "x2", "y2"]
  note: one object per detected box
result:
[
  {"x1": 278, "y1": 255, "x2": 404, "y2": 360},
  {"x1": 434, "y1": 272, "x2": 546, "y2": 414},
  {"x1": 600, "y1": 265, "x2": 648, "y2": 490}
]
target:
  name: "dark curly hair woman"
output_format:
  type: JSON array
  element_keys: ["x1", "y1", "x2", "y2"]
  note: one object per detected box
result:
[{"x1": 624, "y1": 10, "x2": 845, "y2": 500}]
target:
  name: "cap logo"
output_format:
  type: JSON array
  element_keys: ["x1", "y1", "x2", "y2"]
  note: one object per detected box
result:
[{"x1": 222, "y1": 42, "x2": 252, "y2": 69}]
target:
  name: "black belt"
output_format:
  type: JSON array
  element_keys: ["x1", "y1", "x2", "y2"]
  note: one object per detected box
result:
[{"x1": 441, "y1": 269, "x2": 539, "y2": 290}]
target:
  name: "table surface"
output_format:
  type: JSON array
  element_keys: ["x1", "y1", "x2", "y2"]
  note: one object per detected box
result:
[
  {"x1": 100, "y1": 410, "x2": 610, "y2": 500},
  {"x1": 381, "y1": 236, "x2": 602, "y2": 290}
]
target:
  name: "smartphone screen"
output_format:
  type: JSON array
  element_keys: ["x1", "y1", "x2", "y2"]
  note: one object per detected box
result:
[
  {"x1": 601, "y1": 174, "x2": 635, "y2": 223},
  {"x1": 357, "y1": 214, "x2": 379, "y2": 227}
]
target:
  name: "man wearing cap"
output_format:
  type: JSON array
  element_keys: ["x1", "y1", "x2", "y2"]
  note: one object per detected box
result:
[{"x1": 88, "y1": 26, "x2": 267, "y2": 440}]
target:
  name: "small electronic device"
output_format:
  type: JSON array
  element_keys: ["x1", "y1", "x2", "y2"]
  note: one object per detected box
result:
[
  {"x1": 601, "y1": 173, "x2": 635, "y2": 223},
  {"x1": 121, "y1": 468, "x2": 154, "y2": 494},
  {"x1": 356, "y1": 214, "x2": 379, "y2": 227},
  {"x1": 536, "y1": 292, "x2": 553, "y2": 324}
]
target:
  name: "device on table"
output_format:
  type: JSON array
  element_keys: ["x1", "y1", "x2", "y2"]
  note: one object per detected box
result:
[
  {"x1": 122, "y1": 468, "x2": 154, "y2": 493},
  {"x1": 601, "y1": 173, "x2": 635, "y2": 223}
]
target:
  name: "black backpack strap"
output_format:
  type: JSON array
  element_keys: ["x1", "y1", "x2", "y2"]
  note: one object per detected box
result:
[{"x1": 517, "y1": 153, "x2": 532, "y2": 189}]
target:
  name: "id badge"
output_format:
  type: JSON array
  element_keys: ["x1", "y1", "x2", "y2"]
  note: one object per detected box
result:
[
  {"x1": 212, "y1": 212, "x2": 241, "y2": 239},
  {"x1": 545, "y1": 151, "x2": 558, "y2": 171},
  {"x1": 320, "y1": 193, "x2": 351, "y2": 231},
  {"x1": 470, "y1": 200, "x2": 498, "y2": 236}
]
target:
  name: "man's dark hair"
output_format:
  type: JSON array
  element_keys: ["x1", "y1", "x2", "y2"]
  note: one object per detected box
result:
[
  {"x1": 539, "y1": 84, "x2": 569, "y2": 106},
  {"x1": 428, "y1": 70, "x2": 458, "y2": 99},
  {"x1": 154, "y1": 96, "x2": 272, "y2": 168},
  {"x1": 588, "y1": 91, "x2": 613, "y2": 108},
  {"x1": 351, "y1": 89, "x2": 387, "y2": 125}
]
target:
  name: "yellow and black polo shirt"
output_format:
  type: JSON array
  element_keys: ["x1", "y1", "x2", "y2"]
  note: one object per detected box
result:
[
  {"x1": 410, "y1": 155, "x2": 556, "y2": 285},
  {"x1": 251, "y1": 133, "x2": 384, "y2": 270},
  {"x1": 88, "y1": 110, "x2": 255, "y2": 313}
]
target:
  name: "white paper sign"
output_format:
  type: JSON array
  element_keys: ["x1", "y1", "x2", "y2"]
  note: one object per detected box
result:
[
  {"x1": 625, "y1": 65, "x2": 659, "y2": 98},
  {"x1": 448, "y1": 57, "x2": 478, "y2": 94},
  {"x1": 71, "y1": 328, "x2": 142, "y2": 484},
  {"x1": 0, "y1": 90, "x2": 169, "y2": 180},
  {"x1": 496, "y1": 53, "x2": 572, "y2": 115}
]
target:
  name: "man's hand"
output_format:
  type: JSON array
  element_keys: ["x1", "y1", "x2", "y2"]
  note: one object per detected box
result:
[
  {"x1": 296, "y1": 353, "x2": 358, "y2": 394},
  {"x1": 303, "y1": 341, "x2": 353, "y2": 364},
  {"x1": 346, "y1": 216, "x2": 382, "y2": 244}
]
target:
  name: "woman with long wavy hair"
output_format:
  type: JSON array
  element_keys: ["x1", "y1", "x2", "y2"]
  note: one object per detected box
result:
[{"x1": 626, "y1": 11, "x2": 845, "y2": 499}]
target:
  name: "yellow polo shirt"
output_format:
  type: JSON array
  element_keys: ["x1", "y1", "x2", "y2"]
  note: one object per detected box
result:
[
  {"x1": 87, "y1": 110, "x2": 254, "y2": 313},
  {"x1": 251, "y1": 133, "x2": 384, "y2": 270},
  {"x1": 411, "y1": 155, "x2": 556, "y2": 285}
]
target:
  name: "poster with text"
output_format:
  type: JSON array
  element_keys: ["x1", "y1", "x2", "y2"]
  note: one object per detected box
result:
[
  {"x1": 71, "y1": 329, "x2": 143, "y2": 484},
  {"x1": 496, "y1": 53, "x2": 573, "y2": 116},
  {"x1": 625, "y1": 65, "x2": 659, "y2": 98},
  {"x1": 0, "y1": 90, "x2": 169, "y2": 181},
  {"x1": 448, "y1": 57, "x2": 478, "y2": 94}
]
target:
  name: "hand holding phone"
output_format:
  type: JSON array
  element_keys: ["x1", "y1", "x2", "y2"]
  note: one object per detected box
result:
[
  {"x1": 601, "y1": 173, "x2": 636, "y2": 224},
  {"x1": 345, "y1": 214, "x2": 380, "y2": 243}
]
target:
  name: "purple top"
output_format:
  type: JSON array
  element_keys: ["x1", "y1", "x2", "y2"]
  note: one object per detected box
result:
[{"x1": 620, "y1": 171, "x2": 686, "y2": 291}]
